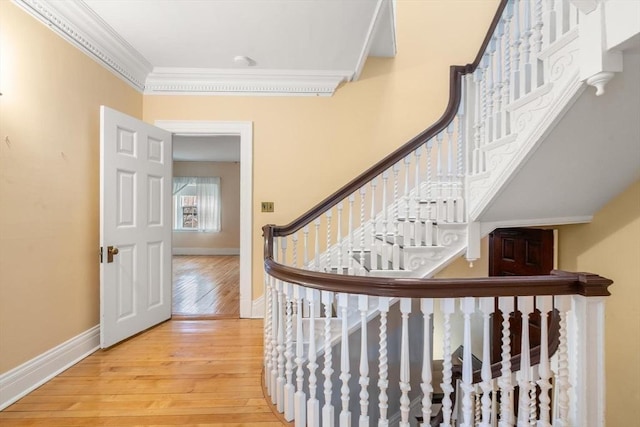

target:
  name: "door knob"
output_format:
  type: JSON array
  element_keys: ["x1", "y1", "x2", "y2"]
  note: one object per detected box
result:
[{"x1": 107, "y1": 246, "x2": 119, "y2": 263}]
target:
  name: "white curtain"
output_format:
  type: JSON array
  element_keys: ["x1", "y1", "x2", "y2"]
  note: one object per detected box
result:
[
  {"x1": 172, "y1": 176, "x2": 221, "y2": 232},
  {"x1": 196, "y1": 177, "x2": 221, "y2": 232}
]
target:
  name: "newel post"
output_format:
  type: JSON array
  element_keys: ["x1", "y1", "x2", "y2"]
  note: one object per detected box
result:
[{"x1": 568, "y1": 273, "x2": 612, "y2": 427}]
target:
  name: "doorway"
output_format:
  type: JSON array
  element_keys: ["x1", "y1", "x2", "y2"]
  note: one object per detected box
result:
[
  {"x1": 171, "y1": 137, "x2": 241, "y2": 318},
  {"x1": 488, "y1": 227, "x2": 555, "y2": 363},
  {"x1": 156, "y1": 120, "x2": 253, "y2": 318}
]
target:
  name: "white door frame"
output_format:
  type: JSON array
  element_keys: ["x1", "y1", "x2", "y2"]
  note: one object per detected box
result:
[{"x1": 155, "y1": 120, "x2": 253, "y2": 318}]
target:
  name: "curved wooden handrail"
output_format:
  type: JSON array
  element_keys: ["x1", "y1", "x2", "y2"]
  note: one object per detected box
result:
[
  {"x1": 269, "y1": 0, "x2": 510, "y2": 237},
  {"x1": 264, "y1": 225, "x2": 611, "y2": 297}
]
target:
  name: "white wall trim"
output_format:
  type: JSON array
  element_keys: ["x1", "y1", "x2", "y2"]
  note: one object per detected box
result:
[
  {"x1": 0, "y1": 325, "x2": 99, "y2": 410},
  {"x1": 479, "y1": 215, "x2": 593, "y2": 236},
  {"x1": 145, "y1": 68, "x2": 348, "y2": 96},
  {"x1": 172, "y1": 247, "x2": 239, "y2": 256},
  {"x1": 251, "y1": 295, "x2": 265, "y2": 319},
  {"x1": 156, "y1": 120, "x2": 253, "y2": 318},
  {"x1": 13, "y1": 0, "x2": 151, "y2": 91}
]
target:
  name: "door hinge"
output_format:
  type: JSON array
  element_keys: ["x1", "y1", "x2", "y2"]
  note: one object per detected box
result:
[{"x1": 100, "y1": 247, "x2": 104, "y2": 263}]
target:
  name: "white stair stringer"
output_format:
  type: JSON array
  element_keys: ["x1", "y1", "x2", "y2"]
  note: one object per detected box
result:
[
  {"x1": 368, "y1": 222, "x2": 468, "y2": 278},
  {"x1": 467, "y1": 30, "x2": 583, "y2": 221}
]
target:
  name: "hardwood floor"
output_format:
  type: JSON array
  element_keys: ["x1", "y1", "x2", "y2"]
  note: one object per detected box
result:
[
  {"x1": 172, "y1": 256, "x2": 239, "y2": 319},
  {"x1": 0, "y1": 320, "x2": 287, "y2": 426}
]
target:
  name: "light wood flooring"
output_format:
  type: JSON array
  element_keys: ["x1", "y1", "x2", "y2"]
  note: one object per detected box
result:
[
  {"x1": 172, "y1": 256, "x2": 239, "y2": 319},
  {"x1": 0, "y1": 319, "x2": 287, "y2": 426}
]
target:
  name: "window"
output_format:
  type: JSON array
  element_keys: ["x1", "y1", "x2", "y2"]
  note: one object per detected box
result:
[{"x1": 173, "y1": 177, "x2": 221, "y2": 231}]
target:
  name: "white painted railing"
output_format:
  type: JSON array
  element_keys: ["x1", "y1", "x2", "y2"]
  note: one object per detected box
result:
[{"x1": 262, "y1": 262, "x2": 611, "y2": 426}]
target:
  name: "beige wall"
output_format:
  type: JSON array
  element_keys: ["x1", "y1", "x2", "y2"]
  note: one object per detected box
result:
[
  {"x1": 557, "y1": 180, "x2": 640, "y2": 425},
  {"x1": 173, "y1": 161, "x2": 240, "y2": 251},
  {"x1": 0, "y1": 2, "x2": 142, "y2": 372},
  {"x1": 142, "y1": 0, "x2": 501, "y2": 299},
  {"x1": 435, "y1": 237, "x2": 489, "y2": 279}
]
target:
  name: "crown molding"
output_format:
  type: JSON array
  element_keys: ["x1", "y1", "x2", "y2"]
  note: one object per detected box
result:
[
  {"x1": 145, "y1": 68, "x2": 350, "y2": 96},
  {"x1": 14, "y1": 0, "x2": 356, "y2": 96},
  {"x1": 13, "y1": 0, "x2": 152, "y2": 92}
]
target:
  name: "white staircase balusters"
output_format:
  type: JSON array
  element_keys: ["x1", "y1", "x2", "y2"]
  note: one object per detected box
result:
[
  {"x1": 338, "y1": 294, "x2": 351, "y2": 427},
  {"x1": 446, "y1": 123, "x2": 456, "y2": 223},
  {"x1": 536, "y1": 295, "x2": 553, "y2": 427},
  {"x1": 559, "y1": 0, "x2": 570, "y2": 35},
  {"x1": 326, "y1": 209, "x2": 333, "y2": 272},
  {"x1": 440, "y1": 298, "x2": 455, "y2": 427},
  {"x1": 358, "y1": 186, "x2": 367, "y2": 275},
  {"x1": 398, "y1": 298, "x2": 412, "y2": 427},
  {"x1": 264, "y1": 274, "x2": 273, "y2": 396},
  {"x1": 479, "y1": 297, "x2": 494, "y2": 427},
  {"x1": 435, "y1": 132, "x2": 445, "y2": 223},
  {"x1": 358, "y1": 295, "x2": 370, "y2": 427},
  {"x1": 531, "y1": 0, "x2": 544, "y2": 89},
  {"x1": 403, "y1": 156, "x2": 411, "y2": 240},
  {"x1": 516, "y1": 296, "x2": 533, "y2": 426},
  {"x1": 521, "y1": 0, "x2": 533, "y2": 96},
  {"x1": 425, "y1": 141, "x2": 434, "y2": 245},
  {"x1": 455, "y1": 112, "x2": 465, "y2": 222},
  {"x1": 501, "y1": 2, "x2": 513, "y2": 138},
  {"x1": 472, "y1": 65, "x2": 484, "y2": 175},
  {"x1": 276, "y1": 278, "x2": 286, "y2": 413},
  {"x1": 493, "y1": 23, "x2": 504, "y2": 142},
  {"x1": 498, "y1": 297, "x2": 515, "y2": 427},
  {"x1": 322, "y1": 291, "x2": 335, "y2": 427},
  {"x1": 284, "y1": 282, "x2": 295, "y2": 421},
  {"x1": 413, "y1": 148, "x2": 423, "y2": 246},
  {"x1": 307, "y1": 289, "x2": 320, "y2": 427},
  {"x1": 543, "y1": 0, "x2": 557, "y2": 47},
  {"x1": 314, "y1": 218, "x2": 321, "y2": 272},
  {"x1": 294, "y1": 285, "x2": 307, "y2": 427},
  {"x1": 348, "y1": 195, "x2": 355, "y2": 275},
  {"x1": 420, "y1": 298, "x2": 434, "y2": 427},
  {"x1": 554, "y1": 295, "x2": 571, "y2": 427},
  {"x1": 336, "y1": 203, "x2": 344, "y2": 273},
  {"x1": 378, "y1": 296, "x2": 390, "y2": 427},
  {"x1": 479, "y1": 54, "x2": 489, "y2": 172},
  {"x1": 512, "y1": 0, "x2": 522, "y2": 102},
  {"x1": 303, "y1": 225, "x2": 310, "y2": 269},
  {"x1": 486, "y1": 37, "x2": 496, "y2": 145},
  {"x1": 381, "y1": 171, "x2": 390, "y2": 269},
  {"x1": 460, "y1": 297, "x2": 476, "y2": 427},
  {"x1": 370, "y1": 179, "x2": 378, "y2": 271},
  {"x1": 391, "y1": 164, "x2": 401, "y2": 269},
  {"x1": 270, "y1": 239, "x2": 280, "y2": 405}
]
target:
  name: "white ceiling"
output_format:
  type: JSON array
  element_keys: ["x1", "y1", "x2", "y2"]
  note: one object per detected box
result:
[
  {"x1": 173, "y1": 135, "x2": 240, "y2": 162},
  {"x1": 16, "y1": 0, "x2": 396, "y2": 96}
]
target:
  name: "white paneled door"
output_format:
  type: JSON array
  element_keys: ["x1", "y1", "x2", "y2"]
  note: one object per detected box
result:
[{"x1": 100, "y1": 106, "x2": 172, "y2": 348}]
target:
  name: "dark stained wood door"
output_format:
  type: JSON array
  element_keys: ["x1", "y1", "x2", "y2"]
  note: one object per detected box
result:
[
  {"x1": 489, "y1": 228, "x2": 554, "y2": 363},
  {"x1": 489, "y1": 227, "x2": 554, "y2": 276}
]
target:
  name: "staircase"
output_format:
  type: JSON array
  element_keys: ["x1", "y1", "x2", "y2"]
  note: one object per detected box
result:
[{"x1": 263, "y1": 1, "x2": 639, "y2": 426}]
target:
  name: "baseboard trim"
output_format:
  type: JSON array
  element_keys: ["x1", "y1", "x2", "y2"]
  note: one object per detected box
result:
[
  {"x1": 172, "y1": 247, "x2": 240, "y2": 256},
  {"x1": 252, "y1": 295, "x2": 265, "y2": 318},
  {"x1": 0, "y1": 325, "x2": 100, "y2": 410}
]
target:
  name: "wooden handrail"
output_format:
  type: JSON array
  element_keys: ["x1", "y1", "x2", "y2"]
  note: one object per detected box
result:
[
  {"x1": 269, "y1": 0, "x2": 510, "y2": 237},
  {"x1": 264, "y1": 225, "x2": 612, "y2": 297}
]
